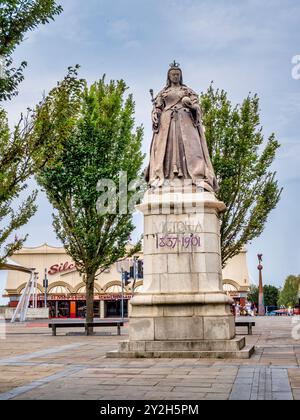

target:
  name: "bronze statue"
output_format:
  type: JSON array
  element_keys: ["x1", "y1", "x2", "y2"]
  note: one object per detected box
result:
[{"x1": 145, "y1": 62, "x2": 218, "y2": 193}]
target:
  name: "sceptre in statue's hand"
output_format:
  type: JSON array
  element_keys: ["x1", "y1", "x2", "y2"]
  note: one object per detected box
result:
[
  {"x1": 149, "y1": 89, "x2": 154, "y2": 103},
  {"x1": 150, "y1": 88, "x2": 161, "y2": 133}
]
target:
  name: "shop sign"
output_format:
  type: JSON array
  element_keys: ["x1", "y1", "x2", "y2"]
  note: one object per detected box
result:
[
  {"x1": 228, "y1": 291, "x2": 239, "y2": 297},
  {"x1": 101, "y1": 294, "x2": 132, "y2": 301},
  {"x1": 48, "y1": 262, "x2": 76, "y2": 276},
  {"x1": 38, "y1": 293, "x2": 133, "y2": 301}
]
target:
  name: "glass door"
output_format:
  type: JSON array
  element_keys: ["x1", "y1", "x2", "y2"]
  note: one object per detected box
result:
[{"x1": 57, "y1": 301, "x2": 70, "y2": 318}]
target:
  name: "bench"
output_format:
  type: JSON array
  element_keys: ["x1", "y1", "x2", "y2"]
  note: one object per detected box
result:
[
  {"x1": 49, "y1": 320, "x2": 124, "y2": 336},
  {"x1": 235, "y1": 320, "x2": 255, "y2": 335}
]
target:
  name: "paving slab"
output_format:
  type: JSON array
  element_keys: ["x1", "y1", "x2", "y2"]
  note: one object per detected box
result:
[{"x1": 0, "y1": 317, "x2": 299, "y2": 400}]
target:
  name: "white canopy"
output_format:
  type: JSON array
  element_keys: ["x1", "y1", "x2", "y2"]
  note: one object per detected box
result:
[{"x1": 0, "y1": 257, "x2": 34, "y2": 274}]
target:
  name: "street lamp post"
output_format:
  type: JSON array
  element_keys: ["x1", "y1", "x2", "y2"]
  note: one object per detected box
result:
[
  {"x1": 121, "y1": 268, "x2": 124, "y2": 321},
  {"x1": 257, "y1": 254, "x2": 265, "y2": 316},
  {"x1": 116, "y1": 260, "x2": 131, "y2": 321},
  {"x1": 43, "y1": 268, "x2": 48, "y2": 309},
  {"x1": 132, "y1": 256, "x2": 138, "y2": 297}
]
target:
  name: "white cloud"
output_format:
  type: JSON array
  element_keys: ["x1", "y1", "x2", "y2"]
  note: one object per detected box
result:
[{"x1": 158, "y1": 0, "x2": 300, "y2": 54}]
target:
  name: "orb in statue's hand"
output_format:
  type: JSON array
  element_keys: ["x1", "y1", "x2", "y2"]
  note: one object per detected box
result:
[{"x1": 182, "y1": 96, "x2": 192, "y2": 108}]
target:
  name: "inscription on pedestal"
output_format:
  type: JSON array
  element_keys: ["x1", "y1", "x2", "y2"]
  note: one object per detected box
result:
[
  {"x1": 156, "y1": 234, "x2": 201, "y2": 249},
  {"x1": 159, "y1": 221, "x2": 203, "y2": 234}
]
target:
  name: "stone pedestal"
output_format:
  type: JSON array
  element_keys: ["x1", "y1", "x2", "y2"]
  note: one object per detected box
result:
[{"x1": 107, "y1": 186, "x2": 254, "y2": 358}]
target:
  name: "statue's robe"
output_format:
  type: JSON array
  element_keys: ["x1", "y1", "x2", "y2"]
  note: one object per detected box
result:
[{"x1": 145, "y1": 85, "x2": 218, "y2": 193}]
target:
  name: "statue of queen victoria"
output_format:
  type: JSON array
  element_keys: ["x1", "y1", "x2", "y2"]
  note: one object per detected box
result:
[{"x1": 145, "y1": 62, "x2": 219, "y2": 193}]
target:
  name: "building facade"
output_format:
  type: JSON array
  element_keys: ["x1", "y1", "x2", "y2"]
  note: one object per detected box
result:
[{"x1": 3, "y1": 244, "x2": 250, "y2": 318}]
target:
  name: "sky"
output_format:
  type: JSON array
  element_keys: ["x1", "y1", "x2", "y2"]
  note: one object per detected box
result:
[{"x1": 1, "y1": 0, "x2": 300, "y2": 303}]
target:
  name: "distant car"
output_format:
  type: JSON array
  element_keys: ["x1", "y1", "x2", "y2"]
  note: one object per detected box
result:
[
  {"x1": 265, "y1": 306, "x2": 279, "y2": 316},
  {"x1": 266, "y1": 310, "x2": 278, "y2": 316}
]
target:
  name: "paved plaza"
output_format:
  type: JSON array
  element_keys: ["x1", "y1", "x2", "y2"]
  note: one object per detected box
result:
[{"x1": 0, "y1": 317, "x2": 300, "y2": 400}]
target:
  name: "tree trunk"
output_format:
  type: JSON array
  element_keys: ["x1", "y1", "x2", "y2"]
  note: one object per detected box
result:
[{"x1": 86, "y1": 273, "x2": 95, "y2": 335}]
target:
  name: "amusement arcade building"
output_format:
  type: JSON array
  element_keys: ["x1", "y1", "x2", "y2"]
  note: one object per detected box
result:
[{"x1": 4, "y1": 244, "x2": 250, "y2": 318}]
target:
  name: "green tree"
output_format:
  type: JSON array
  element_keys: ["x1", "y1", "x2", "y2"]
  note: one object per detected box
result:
[
  {"x1": 200, "y1": 85, "x2": 282, "y2": 266},
  {"x1": 247, "y1": 284, "x2": 279, "y2": 307},
  {"x1": 35, "y1": 71, "x2": 144, "y2": 332},
  {"x1": 247, "y1": 284, "x2": 258, "y2": 306},
  {"x1": 0, "y1": 0, "x2": 63, "y2": 265},
  {"x1": 278, "y1": 275, "x2": 300, "y2": 308},
  {"x1": 0, "y1": 107, "x2": 37, "y2": 265},
  {"x1": 263, "y1": 285, "x2": 279, "y2": 307},
  {"x1": 0, "y1": 0, "x2": 62, "y2": 101},
  {"x1": 0, "y1": 67, "x2": 82, "y2": 266}
]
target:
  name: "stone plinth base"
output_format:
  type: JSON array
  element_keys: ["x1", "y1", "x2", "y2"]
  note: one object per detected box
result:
[
  {"x1": 107, "y1": 337, "x2": 255, "y2": 359},
  {"x1": 108, "y1": 188, "x2": 255, "y2": 359},
  {"x1": 127, "y1": 293, "x2": 235, "y2": 341}
]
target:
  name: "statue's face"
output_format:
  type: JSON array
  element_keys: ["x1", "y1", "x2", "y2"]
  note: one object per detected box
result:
[{"x1": 169, "y1": 69, "x2": 181, "y2": 84}]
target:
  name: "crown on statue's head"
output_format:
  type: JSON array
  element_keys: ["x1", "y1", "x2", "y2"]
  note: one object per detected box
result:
[{"x1": 169, "y1": 60, "x2": 180, "y2": 69}]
